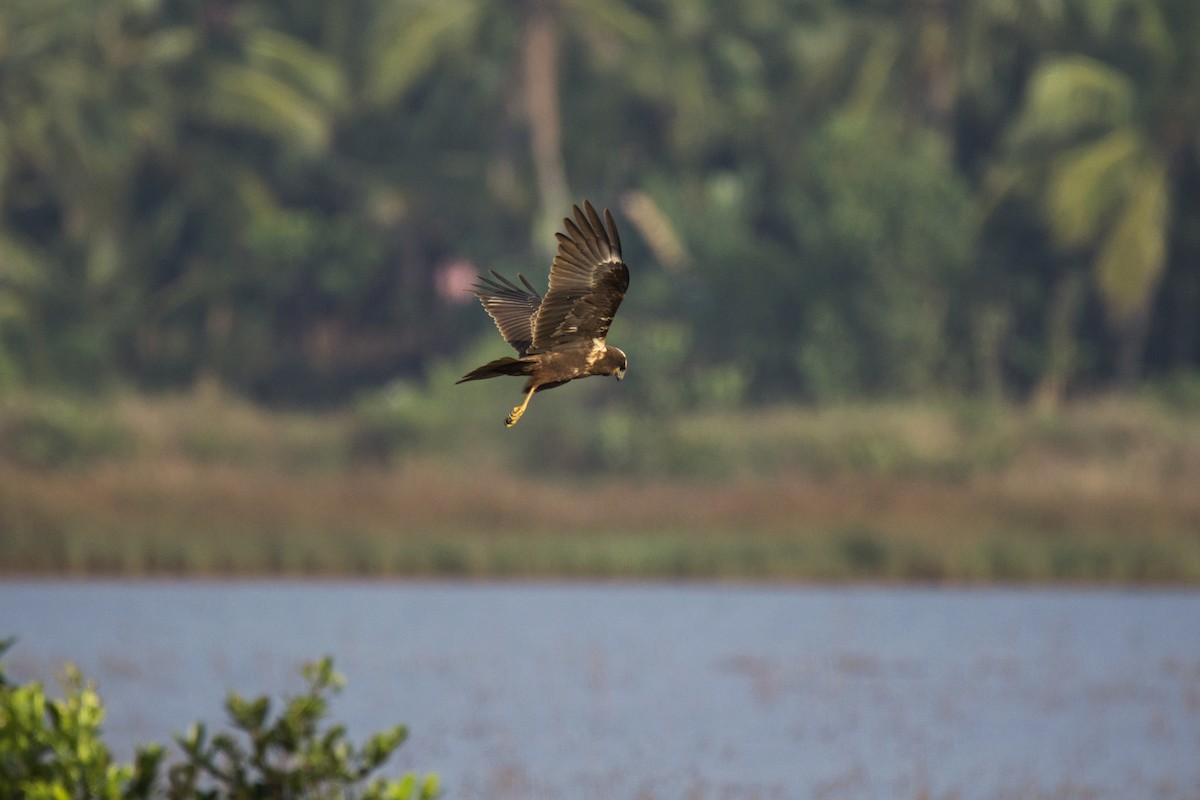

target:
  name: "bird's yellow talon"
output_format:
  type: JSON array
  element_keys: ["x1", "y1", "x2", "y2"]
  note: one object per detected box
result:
[{"x1": 505, "y1": 406, "x2": 524, "y2": 427}]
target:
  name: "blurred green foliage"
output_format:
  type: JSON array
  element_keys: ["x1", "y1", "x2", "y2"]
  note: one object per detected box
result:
[
  {"x1": 0, "y1": 0, "x2": 1197, "y2": 409},
  {"x1": 0, "y1": 640, "x2": 438, "y2": 800},
  {"x1": 0, "y1": 394, "x2": 135, "y2": 469},
  {"x1": 0, "y1": 639, "x2": 162, "y2": 799}
]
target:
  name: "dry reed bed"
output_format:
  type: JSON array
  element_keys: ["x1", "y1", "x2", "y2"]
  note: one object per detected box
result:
[
  {"x1": 5, "y1": 458, "x2": 1196, "y2": 538},
  {"x1": 2, "y1": 392, "x2": 1199, "y2": 581}
]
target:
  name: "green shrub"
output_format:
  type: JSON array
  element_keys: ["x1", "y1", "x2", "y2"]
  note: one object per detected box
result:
[
  {"x1": 0, "y1": 640, "x2": 438, "y2": 800},
  {"x1": 0, "y1": 397, "x2": 133, "y2": 469},
  {"x1": 1147, "y1": 370, "x2": 1200, "y2": 412},
  {"x1": 0, "y1": 637, "x2": 162, "y2": 799}
]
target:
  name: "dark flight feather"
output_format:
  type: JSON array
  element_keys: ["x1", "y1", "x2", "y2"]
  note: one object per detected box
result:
[
  {"x1": 471, "y1": 270, "x2": 541, "y2": 356},
  {"x1": 533, "y1": 202, "x2": 629, "y2": 348}
]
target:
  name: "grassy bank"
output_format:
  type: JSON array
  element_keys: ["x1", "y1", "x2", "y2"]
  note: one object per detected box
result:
[{"x1": 1, "y1": 388, "x2": 1199, "y2": 583}]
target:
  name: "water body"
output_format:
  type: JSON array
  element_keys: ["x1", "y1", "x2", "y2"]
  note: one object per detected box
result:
[{"x1": 3, "y1": 580, "x2": 1198, "y2": 799}]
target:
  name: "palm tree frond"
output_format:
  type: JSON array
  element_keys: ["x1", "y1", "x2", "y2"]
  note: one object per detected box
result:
[
  {"x1": 1045, "y1": 128, "x2": 1141, "y2": 248},
  {"x1": 1095, "y1": 158, "x2": 1169, "y2": 324},
  {"x1": 0, "y1": 232, "x2": 48, "y2": 292},
  {"x1": 364, "y1": 1, "x2": 479, "y2": 107},
  {"x1": 142, "y1": 27, "x2": 198, "y2": 66},
  {"x1": 245, "y1": 29, "x2": 346, "y2": 107},
  {"x1": 1008, "y1": 55, "x2": 1134, "y2": 149},
  {"x1": 204, "y1": 62, "x2": 332, "y2": 152},
  {"x1": 561, "y1": 0, "x2": 656, "y2": 42}
]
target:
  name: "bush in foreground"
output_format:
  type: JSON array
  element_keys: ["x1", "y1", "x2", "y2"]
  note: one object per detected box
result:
[{"x1": 0, "y1": 639, "x2": 438, "y2": 799}]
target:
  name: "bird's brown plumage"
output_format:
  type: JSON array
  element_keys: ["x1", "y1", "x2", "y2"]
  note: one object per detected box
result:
[{"x1": 457, "y1": 200, "x2": 630, "y2": 427}]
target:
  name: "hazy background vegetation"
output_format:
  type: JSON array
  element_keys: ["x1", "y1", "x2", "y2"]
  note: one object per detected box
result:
[
  {"x1": 2, "y1": 0, "x2": 1200, "y2": 581},
  {"x1": 3, "y1": 0, "x2": 1200, "y2": 406}
]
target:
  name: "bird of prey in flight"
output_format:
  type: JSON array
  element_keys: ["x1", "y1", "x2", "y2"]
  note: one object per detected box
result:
[{"x1": 457, "y1": 200, "x2": 629, "y2": 428}]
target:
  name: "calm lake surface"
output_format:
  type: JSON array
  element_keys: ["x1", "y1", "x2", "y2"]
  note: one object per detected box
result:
[{"x1": 3, "y1": 581, "x2": 1199, "y2": 799}]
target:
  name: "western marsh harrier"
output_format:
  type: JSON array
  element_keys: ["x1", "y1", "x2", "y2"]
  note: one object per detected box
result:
[{"x1": 457, "y1": 201, "x2": 629, "y2": 427}]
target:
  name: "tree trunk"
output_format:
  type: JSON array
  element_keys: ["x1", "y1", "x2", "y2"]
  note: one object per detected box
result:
[
  {"x1": 1169, "y1": 265, "x2": 1198, "y2": 368},
  {"x1": 1114, "y1": 306, "x2": 1150, "y2": 389},
  {"x1": 971, "y1": 305, "x2": 1009, "y2": 405},
  {"x1": 521, "y1": 3, "x2": 570, "y2": 256},
  {"x1": 1031, "y1": 269, "x2": 1085, "y2": 412}
]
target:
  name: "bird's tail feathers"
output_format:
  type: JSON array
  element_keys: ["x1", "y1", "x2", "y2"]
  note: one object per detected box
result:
[{"x1": 456, "y1": 357, "x2": 532, "y2": 383}]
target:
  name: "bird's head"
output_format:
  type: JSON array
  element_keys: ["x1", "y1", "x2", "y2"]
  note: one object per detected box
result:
[{"x1": 610, "y1": 347, "x2": 627, "y2": 381}]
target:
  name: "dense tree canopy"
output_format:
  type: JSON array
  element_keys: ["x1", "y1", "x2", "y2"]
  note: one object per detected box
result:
[{"x1": 1, "y1": 0, "x2": 1197, "y2": 406}]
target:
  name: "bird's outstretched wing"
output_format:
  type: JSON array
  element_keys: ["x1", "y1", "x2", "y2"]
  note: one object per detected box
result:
[
  {"x1": 532, "y1": 201, "x2": 629, "y2": 349},
  {"x1": 471, "y1": 270, "x2": 542, "y2": 356}
]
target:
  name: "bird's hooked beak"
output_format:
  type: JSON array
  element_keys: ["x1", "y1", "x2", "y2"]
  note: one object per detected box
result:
[{"x1": 615, "y1": 367, "x2": 625, "y2": 381}]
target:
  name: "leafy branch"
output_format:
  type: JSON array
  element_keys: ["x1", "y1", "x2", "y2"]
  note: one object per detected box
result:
[{"x1": 0, "y1": 640, "x2": 437, "y2": 800}]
